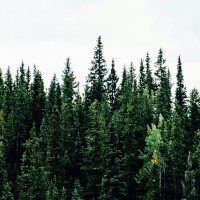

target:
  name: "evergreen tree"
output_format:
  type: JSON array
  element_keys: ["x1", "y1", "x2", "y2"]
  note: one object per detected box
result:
[
  {"x1": 46, "y1": 75, "x2": 61, "y2": 115},
  {"x1": 188, "y1": 89, "x2": 200, "y2": 151},
  {"x1": 3, "y1": 67, "x2": 13, "y2": 121},
  {"x1": 193, "y1": 130, "x2": 200, "y2": 199},
  {"x1": 100, "y1": 119, "x2": 126, "y2": 200},
  {"x1": 166, "y1": 112, "x2": 186, "y2": 199},
  {"x1": 46, "y1": 179, "x2": 59, "y2": 200},
  {"x1": 175, "y1": 56, "x2": 187, "y2": 117},
  {"x1": 106, "y1": 59, "x2": 119, "y2": 111},
  {"x1": 154, "y1": 50, "x2": 172, "y2": 122},
  {"x1": 85, "y1": 36, "x2": 107, "y2": 105},
  {"x1": 8, "y1": 63, "x2": 32, "y2": 192},
  {"x1": 182, "y1": 152, "x2": 196, "y2": 200},
  {"x1": 31, "y1": 67, "x2": 46, "y2": 133},
  {"x1": 0, "y1": 69, "x2": 5, "y2": 111},
  {"x1": 0, "y1": 112, "x2": 13, "y2": 199},
  {"x1": 84, "y1": 101, "x2": 107, "y2": 199},
  {"x1": 72, "y1": 179, "x2": 83, "y2": 200},
  {"x1": 145, "y1": 52, "x2": 154, "y2": 95},
  {"x1": 139, "y1": 59, "x2": 146, "y2": 93}
]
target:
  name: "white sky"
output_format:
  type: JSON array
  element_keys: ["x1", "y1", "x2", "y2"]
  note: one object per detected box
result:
[{"x1": 0, "y1": 0, "x2": 199, "y2": 95}]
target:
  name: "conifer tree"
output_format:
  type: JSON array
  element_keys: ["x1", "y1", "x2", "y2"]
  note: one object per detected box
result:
[
  {"x1": 188, "y1": 88, "x2": 200, "y2": 152},
  {"x1": 85, "y1": 36, "x2": 107, "y2": 105},
  {"x1": 0, "y1": 69, "x2": 5, "y2": 111},
  {"x1": 182, "y1": 152, "x2": 196, "y2": 200},
  {"x1": 46, "y1": 179, "x2": 59, "y2": 200},
  {"x1": 175, "y1": 56, "x2": 187, "y2": 117},
  {"x1": 154, "y1": 49, "x2": 172, "y2": 122},
  {"x1": 139, "y1": 59, "x2": 146, "y2": 93},
  {"x1": 72, "y1": 179, "x2": 84, "y2": 200},
  {"x1": 193, "y1": 130, "x2": 200, "y2": 199},
  {"x1": 17, "y1": 124, "x2": 45, "y2": 200},
  {"x1": 100, "y1": 119, "x2": 126, "y2": 200},
  {"x1": 31, "y1": 67, "x2": 46, "y2": 133},
  {"x1": 0, "y1": 112, "x2": 13, "y2": 199},
  {"x1": 166, "y1": 112, "x2": 186, "y2": 199},
  {"x1": 106, "y1": 59, "x2": 119, "y2": 111},
  {"x1": 45, "y1": 106, "x2": 62, "y2": 194},
  {"x1": 145, "y1": 52, "x2": 154, "y2": 95},
  {"x1": 84, "y1": 101, "x2": 107, "y2": 199}
]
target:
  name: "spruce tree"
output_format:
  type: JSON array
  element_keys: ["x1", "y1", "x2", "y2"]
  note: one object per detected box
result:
[
  {"x1": 84, "y1": 101, "x2": 107, "y2": 199},
  {"x1": 139, "y1": 59, "x2": 146, "y2": 93},
  {"x1": 106, "y1": 59, "x2": 119, "y2": 111},
  {"x1": 145, "y1": 52, "x2": 154, "y2": 95},
  {"x1": 100, "y1": 119, "x2": 126, "y2": 200},
  {"x1": 85, "y1": 36, "x2": 107, "y2": 105},
  {"x1": 182, "y1": 152, "x2": 196, "y2": 200},
  {"x1": 154, "y1": 50, "x2": 172, "y2": 122},
  {"x1": 0, "y1": 69, "x2": 5, "y2": 111},
  {"x1": 175, "y1": 56, "x2": 187, "y2": 117},
  {"x1": 31, "y1": 67, "x2": 46, "y2": 133},
  {"x1": 72, "y1": 179, "x2": 84, "y2": 200},
  {"x1": 166, "y1": 112, "x2": 186, "y2": 199}
]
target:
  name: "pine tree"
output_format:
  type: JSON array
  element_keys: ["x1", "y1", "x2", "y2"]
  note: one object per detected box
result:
[
  {"x1": 188, "y1": 88, "x2": 200, "y2": 152},
  {"x1": 0, "y1": 112, "x2": 14, "y2": 199},
  {"x1": 166, "y1": 112, "x2": 186, "y2": 199},
  {"x1": 182, "y1": 152, "x2": 196, "y2": 200},
  {"x1": 106, "y1": 59, "x2": 119, "y2": 111},
  {"x1": 0, "y1": 69, "x2": 5, "y2": 111},
  {"x1": 139, "y1": 59, "x2": 146, "y2": 93},
  {"x1": 31, "y1": 67, "x2": 46, "y2": 133},
  {"x1": 46, "y1": 75, "x2": 61, "y2": 115},
  {"x1": 62, "y1": 57, "x2": 77, "y2": 104},
  {"x1": 17, "y1": 124, "x2": 45, "y2": 200},
  {"x1": 100, "y1": 119, "x2": 126, "y2": 200},
  {"x1": 175, "y1": 56, "x2": 187, "y2": 117},
  {"x1": 85, "y1": 36, "x2": 107, "y2": 105},
  {"x1": 8, "y1": 63, "x2": 32, "y2": 191},
  {"x1": 145, "y1": 52, "x2": 154, "y2": 95},
  {"x1": 45, "y1": 106, "x2": 63, "y2": 198},
  {"x1": 46, "y1": 179, "x2": 59, "y2": 200},
  {"x1": 72, "y1": 179, "x2": 84, "y2": 200},
  {"x1": 154, "y1": 50, "x2": 172, "y2": 122},
  {"x1": 193, "y1": 130, "x2": 200, "y2": 199},
  {"x1": 84, "y1": 101, "x2": 107, "y2": 199}
]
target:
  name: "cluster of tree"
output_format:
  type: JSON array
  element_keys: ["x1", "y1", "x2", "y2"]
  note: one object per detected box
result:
[{"x1": 0, "y1": 36, "x2": 200, "y2": 199}]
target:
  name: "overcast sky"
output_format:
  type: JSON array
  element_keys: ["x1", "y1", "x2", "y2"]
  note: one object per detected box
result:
[{"x1": 0, "y1": 0, "x2": 199, "y2": 95}]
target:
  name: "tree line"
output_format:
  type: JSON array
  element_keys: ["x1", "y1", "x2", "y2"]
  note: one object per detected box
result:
[{"x1": 0, "y1": 36, "x2": 200, "y2": 199}]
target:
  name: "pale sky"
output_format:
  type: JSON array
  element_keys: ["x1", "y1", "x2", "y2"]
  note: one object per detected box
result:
[{"x1": 0, "y1": 0, "x2": 199, "y2": 95}]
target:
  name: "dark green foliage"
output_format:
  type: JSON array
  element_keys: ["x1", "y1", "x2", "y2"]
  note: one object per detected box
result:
[
  {"x1": 188, "y1": 89, "x2": 200, "y2": 152},
  {"x1": 139, "y1": 59, "x2": 146, "y2": 93},
  {"x1": 106, "y1": 59, "x2": 119, "y2": 111},
  {"x1": 84, "y1": 101, "x2": 107, "y2": 199},
  {"x1": 100, "y1": 119, "x2": 126, "y2": 200},
  {"x1": 0, "y1": 69, "x2": 5, "y2": 111},
  {"x1": 165, "y1": 112, "x2": 186, "y2": 199},
  {"x1": 175, "y1": 56, "x2": 187, "y2": 116},
  {"x1": 145, "y1": 52, "x2": 154, "y2": 95},
  {"x1": 72, "y1": 179, "x2": 83, "y2": 200},
  {"x1": 85, "y1": 36, "x2": 107, "y2": 104},
  {"x1": 182, "y1": 152, "x2": 196, "y2": 200},
  {"x1": 0, "y1": 38, "x2": 198, "y2": 200},
  {"x1": 31, "y1": 67, "x2": 46, "y2": 133},
  {"x1": 154, "y1": 49, "x2": 172, "y2": 122}
]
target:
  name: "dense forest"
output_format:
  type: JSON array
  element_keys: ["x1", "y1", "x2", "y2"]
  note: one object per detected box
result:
[{"x1": 0, "y1": 36, "x2": 199, "y2": 200}]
